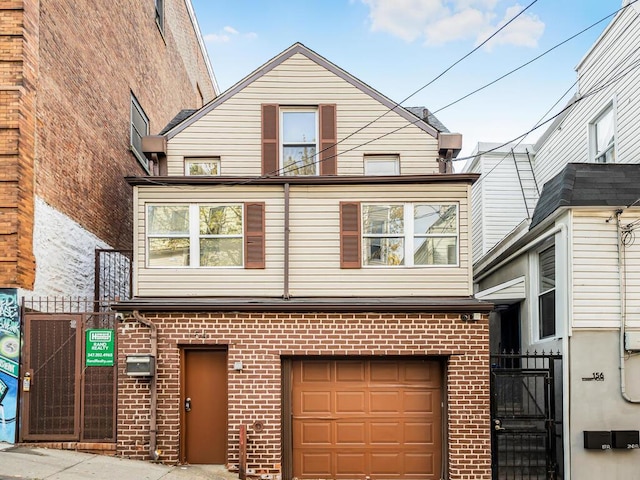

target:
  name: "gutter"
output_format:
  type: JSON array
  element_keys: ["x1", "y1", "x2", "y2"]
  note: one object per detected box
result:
[{"x1": 132, "y1": 311, "x2": 160, "y2": 460}]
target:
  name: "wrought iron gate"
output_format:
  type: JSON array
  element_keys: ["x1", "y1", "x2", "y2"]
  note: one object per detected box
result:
[
  {"x1": 490, "y1": 352, "x2": 563, "y2": 480},
  {"x1": 21, "y1": 299, "x2": 117, "y2": 442}
]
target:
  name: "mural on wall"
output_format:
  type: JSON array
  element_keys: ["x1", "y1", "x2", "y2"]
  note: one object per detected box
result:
[{"x1": 0, "y1": 289, "x2": 20, "y2": 444}]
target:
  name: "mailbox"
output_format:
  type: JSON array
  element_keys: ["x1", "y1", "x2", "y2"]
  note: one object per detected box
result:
[
  {"x1": 612, "y1": 430, "x2": 640, "y2": 449},
  {"x1": 584, "y1": 431, "x2": 611, "y2": 450},
  {"x1": 125, "y1": 355, "x2": 155, "y2": 377}
]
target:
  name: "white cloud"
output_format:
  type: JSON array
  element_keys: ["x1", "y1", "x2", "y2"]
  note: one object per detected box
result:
[
  {"x1": 360, "y1": 0, "x2": 544, "y2": 49},
  {"x1": 203, "y1": 26, "x2": 257, "y2": 44}
]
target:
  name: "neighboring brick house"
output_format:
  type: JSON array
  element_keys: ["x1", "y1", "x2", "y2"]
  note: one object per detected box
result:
[
  {"x1": 0, "y1": 0, "x2": 217, "y2": 298},
  {"x1": 115, "y1": 43, "x2": 492, "y2": 480}
]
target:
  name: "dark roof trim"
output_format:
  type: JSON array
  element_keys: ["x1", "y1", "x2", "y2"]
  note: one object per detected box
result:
[
  {"x1": 113, "y1": 296, "x2": 494, "y2": 313},
  {"x1": 126, "y1": 173, "x2": 480, "y2": 187},
  {"x1": 164, "y1": 43, "x2": 439, "y2": 140}
]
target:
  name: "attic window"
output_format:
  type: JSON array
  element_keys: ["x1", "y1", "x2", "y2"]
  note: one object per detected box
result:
[
  {"x1": 364, "y1": 154, "x2": 400, "y2": 175},
  {"x1": 281, "y1": 108, "x2": 318, "y2": 176},
  {"x1": 185, "y1": 157, "x2": 221, "y2": 176}
]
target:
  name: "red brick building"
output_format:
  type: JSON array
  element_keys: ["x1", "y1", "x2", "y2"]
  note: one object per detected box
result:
[
  {"x1": 116, "y1": 44, "x2": 492, "y2": 479},
  {"x1": 0, "y1": 0, "x2": 216, "y2": 297}
]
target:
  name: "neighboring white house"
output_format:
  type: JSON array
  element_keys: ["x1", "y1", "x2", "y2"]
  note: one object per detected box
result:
[{"x1": 467, "y1": 2, "x2": 640, "y2": 479}]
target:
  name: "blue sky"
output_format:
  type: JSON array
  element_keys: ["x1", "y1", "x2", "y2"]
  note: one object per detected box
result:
[{"x1": 191, "y1": 0, "x2": 626, "y2": 159}]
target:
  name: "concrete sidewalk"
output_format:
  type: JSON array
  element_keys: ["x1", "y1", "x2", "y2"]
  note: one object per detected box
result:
[{"x1": 0, "y1": 443, "x2": 239, "y2": 480}]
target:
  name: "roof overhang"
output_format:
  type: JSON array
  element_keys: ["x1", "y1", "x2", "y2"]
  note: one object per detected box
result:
[
  {"x1": 113, "y1": 296, "x2": 494, "y2": 314},
  {"x1": 475, "y1": 276, "x2": 526, "y2": 304}
]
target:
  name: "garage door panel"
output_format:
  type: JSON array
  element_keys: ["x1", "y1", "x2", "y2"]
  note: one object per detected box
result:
[
  {"x1": 296, "y1": 391, "x2": 332, "y2": 414},
  {"x1": 298, "y1": 421, "x2": 332, "y2": 445},
  {"x1": 336, "y1": 360, "x2": 366, "y2": 382},
  {"x1": 406, "y1": 421, "x2": 435, "y2": 444},
  {"x1": 370, "y1": 421, "x2": 401, "y2": 444},
  {"x1": 300, "y1": 361, "x2": 332, "y2": 382},
  {"x1": 404, "y1": 390, "x2": 438, "y2": 413},
  {"x1": 335, "y1": 391, "x2": 365, "y2": 413},
  {"x1": 336, "y1": 422, "x2": 366, "y2": 444},
  {"x1": 292, "y1": 358, "x2": 442, "y2": 479},
  {"x1": 370, "y1": 391, "x2": 401, "y2": 413}
]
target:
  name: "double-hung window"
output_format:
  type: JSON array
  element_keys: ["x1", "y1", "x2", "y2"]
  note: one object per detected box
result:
[
  {"x1": 537, "y1": 242, "x2": 556, "y2": 338},
  {"x1": 591, "y1": 105, "x2": 615, "y2": 163},
  {"x1": 147, "y1": 203, "x2": 265, "y2": 268},
  {"x1": 281, "y1": 108, "x2": 318, "y2": 176},
  {"x1": 361, "y1": 203, "x2": 458, "y2": 267}
]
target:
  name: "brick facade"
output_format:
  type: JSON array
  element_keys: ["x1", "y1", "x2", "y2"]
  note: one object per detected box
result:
[
  {"x1": 0, "y1": 0, "x2": 215, "y2": 290},
  {"x1": 117, "y1": 311, "x2": 491, "y2": 479}
]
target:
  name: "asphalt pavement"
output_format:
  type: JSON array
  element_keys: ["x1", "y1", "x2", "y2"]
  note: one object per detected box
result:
[{"x1": 0, "y1": 443, "x2": 240, "y2": 480}]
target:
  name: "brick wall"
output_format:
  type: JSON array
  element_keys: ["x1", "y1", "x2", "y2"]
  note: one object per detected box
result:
[
  {"x1": 0, "y1": 0, "x2": 37, "y2": 288},
  {"x1": 0, "y1": 0, "x2": 215, "y2": 290},
  {"x1": 117, "y1": 312, "x2": 491, "y2": 479}
]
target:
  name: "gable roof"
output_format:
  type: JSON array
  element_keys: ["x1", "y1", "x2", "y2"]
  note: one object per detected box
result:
[
  {"x1": 164, "y1": 42, "x2": 441, "y2": 139},
  {"x1": 530, "y1": 162, "x2": 640, "y2": 228}
]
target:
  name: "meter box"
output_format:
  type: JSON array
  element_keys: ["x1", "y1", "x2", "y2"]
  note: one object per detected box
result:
[
  {"x1": 125, "y1": 355, "x2": 155, "y2": 377},
  {"x1": 612, "y1": 430, "x2": 640, "y2": 449},
  {"x1": 584, "y1": 431, "x2": 611, "y2": 450}
]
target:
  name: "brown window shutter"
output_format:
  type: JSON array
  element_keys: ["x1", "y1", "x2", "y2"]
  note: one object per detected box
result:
[
  {"x1": 245, "y1": 202, "x2": 265, "y2": 269},
  {"x1": 319, "y1": 104, "x2": 337, "y2": 175},
  {"x1": 262, "y1": 104, "x2": 279, "y2": 176},
  {"x1": 340, "y1": 201, "x2": 360, "y2": 269}
]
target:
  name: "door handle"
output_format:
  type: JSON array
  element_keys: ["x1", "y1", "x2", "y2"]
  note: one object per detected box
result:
[
  {"x1": 493, "y1": 419, "x2": 505, "y2": 431},
  {"x1": 185, "y1": 397, "x2": 191, "y2": 412}
]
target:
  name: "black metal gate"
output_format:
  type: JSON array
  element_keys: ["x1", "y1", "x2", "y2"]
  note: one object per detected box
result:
[{"x1": 490, "y1": 352, "x2": 563, "y2": 480}]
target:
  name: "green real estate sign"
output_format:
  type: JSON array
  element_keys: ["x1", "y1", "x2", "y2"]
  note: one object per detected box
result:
[{"x1": 85, "y1": 329, "x2": 115, "y2": 366}]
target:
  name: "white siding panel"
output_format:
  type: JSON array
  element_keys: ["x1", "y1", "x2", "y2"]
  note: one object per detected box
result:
[{"x1": 168, "y1": 53, "x2": 440, "y2": 177}]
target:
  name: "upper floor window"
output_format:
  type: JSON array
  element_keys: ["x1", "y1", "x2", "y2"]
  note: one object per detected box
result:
[
  {"x1": 281, "y1": 108, "x2": 318, "y2": 176},
  {"x1": 537, "y1": 242, "x2": 556, "y2": 338},
  {"x1": 262, "y1": 104, "x2": 336, "y2": 176},
  {"x1": 185, "y1": 157, "x2": 221, "y2": 176},
  {"x1": 155, "y1": 0, "x2": 164, "y2": 33},
  {"x1": 360, "y1": 203, "x2": 458, "y2": 267},
  {"x1": 131, "y1": 94, "x2": 150, "y2": 171},
  {"x1": 146, "y1": 203, "x2": 265, "y2": 268},
  {"x1": 590, "y1": 104, "x2": 615, "y2": 163},
  {"x1": 364, "y1": 154, "x2": 400, "y2": 175}
]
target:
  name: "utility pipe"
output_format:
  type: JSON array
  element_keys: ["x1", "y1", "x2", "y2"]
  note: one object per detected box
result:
[
  {"x1": 132, "y1": 311, "x2": 160, "y2": 459},
  {"x1": 615, "y1": 211, "x2": 640, "y2": 403},
  {"x1": 283, "y1": 183, "x2": 290, "y2": 300}
]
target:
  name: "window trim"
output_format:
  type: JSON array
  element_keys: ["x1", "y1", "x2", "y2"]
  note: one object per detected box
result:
[
  {"x1": 589, "y1": 102, "x2": 616, "y2": 163},
  {"x1": 155, "y1": 0, "x2": 164, "y2": 34},
  {"x1": 146, "y1": 203, "x2": 245, "y2": 269},
  {"x1": 360, "y1": 202, "x2": 459, "y2": 268},
  {"x1": 131, "y1": 93, "x2": 150, "y2": 172},
  {"x1": 279, "y1": 107, "x2": 319, "y2": 176}
]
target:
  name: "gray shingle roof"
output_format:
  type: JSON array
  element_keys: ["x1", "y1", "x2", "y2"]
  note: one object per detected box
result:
[
  {"x1": 405, "y1": 107, "x2": 450, "y2": 133},
  {"x1": 159, "y1": 109, "x2": 197, "y2": 135},
  {"x1": 530, "y1": 163, "x2": 640, "y2": 229}
]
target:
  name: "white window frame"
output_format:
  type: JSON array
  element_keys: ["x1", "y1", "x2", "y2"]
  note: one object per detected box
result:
[
  {"x1": 533, "y1": 240, "x2": 556, "y2": 340},
  {"x1": 364, "y1": 154, "x2": 400, "y2": 175},
  {"x1": 184, "y1": 157, "x2": 221, "y2": 176},
  {"x1": 361, "y1": 203, "x2": 459, "y2": 268},
  {"x1": 280, "y1": 107, "x2": 319, "y2": 176},
  {"x1": 131, "y1": 94, "x2": 150, "y2": 171},
  {"x1": 589, "y1": 102, "x2": 616, "y2": 163},
  {"x1": 146, "y1": 204, "x2": 244, "y2": 268},
  {"x1": 155, "y1": 0, "x2": 164, "y2": 33}
]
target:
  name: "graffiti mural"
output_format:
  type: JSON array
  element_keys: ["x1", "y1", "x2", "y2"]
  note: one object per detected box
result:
[{"x1": 0, "y1": 289, "x2": 19, "y2": 444}]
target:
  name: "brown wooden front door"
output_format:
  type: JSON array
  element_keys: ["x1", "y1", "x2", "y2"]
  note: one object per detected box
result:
[
  {"x1": 181, "y1": 349, "x2": 228, "y2": 464},
  {"x1": 290, "y1": 358, "x2": 443, "y2": 479}
]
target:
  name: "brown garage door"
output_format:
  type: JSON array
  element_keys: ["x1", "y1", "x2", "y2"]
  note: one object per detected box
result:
[{"x1": 291, "y1": 358, "x2": 442, "y2": 479}]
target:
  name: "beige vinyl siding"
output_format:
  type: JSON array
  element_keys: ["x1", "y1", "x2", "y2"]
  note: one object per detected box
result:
[
  {"x1": 135, "y1": 185, "x2": 285, "y2": 297},
  {"x1": 535, "y1": 7, "x2": 640, "y2": 186},
  {"x1": 134, "y1": 183, "x2": 472, "y2": 297},
  {"x1": 168, "y1": 53, "x2": 439, "y2": 177}
]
